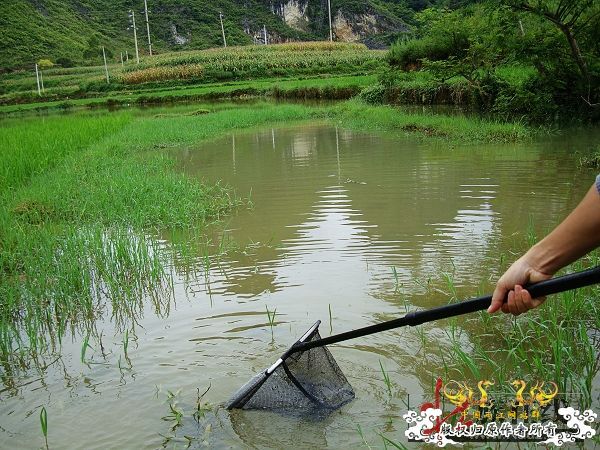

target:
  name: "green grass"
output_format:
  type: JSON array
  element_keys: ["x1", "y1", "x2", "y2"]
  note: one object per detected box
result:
[
  {"x1": 494, "y1": 65, "x2": 537, "y2": 86},
  {"x1": 266, "y1": 305, "x2": 277, "y2": 339},
  {"x1": 0, "y1": 113, "x2": 130, "y2": 191},
  {"x1": 331, "y1": 99, "x2": 531, "y2": 142},
  {"x1": 0, "y1": 109, "x2": 245, "y2": 367},
  {"x1": 379, "y1": 359, "x2": 393, "y2": 397},
  {"x1": 39, "y1": 406, "x2": 48, "y2": 450}
]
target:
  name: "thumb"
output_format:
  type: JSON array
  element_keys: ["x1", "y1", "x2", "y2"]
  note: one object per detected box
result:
[{"x1": 488, "y1": 285, "x2": 506, "y2": 314}]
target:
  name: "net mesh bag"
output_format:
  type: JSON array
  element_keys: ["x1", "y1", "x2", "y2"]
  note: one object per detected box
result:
[{"x1": 227, "y1": 324, "x2": 355, "y2": 413}]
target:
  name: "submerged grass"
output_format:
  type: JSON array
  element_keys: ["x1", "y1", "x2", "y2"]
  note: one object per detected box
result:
[{"x1": 0, "y1": 110, "x2": 243, "y2": 368}]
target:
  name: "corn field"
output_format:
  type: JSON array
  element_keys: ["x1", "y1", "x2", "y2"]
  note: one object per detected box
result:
[
  {"x1": 120, "y1": 64, "x2": 204, "y2": 85},
  {"x1": 134, "y1": 42, "x2": 384, "y2": 80}
]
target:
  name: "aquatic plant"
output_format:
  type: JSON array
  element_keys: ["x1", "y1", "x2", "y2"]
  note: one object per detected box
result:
[
  {"x1": 266, "y1": 306, "x2": 277, "y2": 338},
  {"x1": 193, "y1": 385, "x2": 212, "y2": 422},
  {"x1": 40, "y1": 406, "x2": 48, "y2": 450},
  {"x1": 379, "y1": 359, "x2": 393, "y2": 397}
]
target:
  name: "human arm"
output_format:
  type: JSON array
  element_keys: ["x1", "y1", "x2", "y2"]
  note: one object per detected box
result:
[{"x1": 488, "y1": 182, "x2": 600, "y2": 315}]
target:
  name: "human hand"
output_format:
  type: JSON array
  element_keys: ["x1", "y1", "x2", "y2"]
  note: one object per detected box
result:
[{"x1": 488, "y1": 256, "x2": 553, "y2": 316}]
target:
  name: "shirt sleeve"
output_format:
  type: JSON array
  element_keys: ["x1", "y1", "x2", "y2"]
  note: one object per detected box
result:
[{"x1": 597, "y1": 174, "x2": 600, "y2": 195}]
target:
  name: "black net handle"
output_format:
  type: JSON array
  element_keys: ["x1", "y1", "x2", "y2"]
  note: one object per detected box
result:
[{"x1": 295, "y1": 265, "x2": 600, "y2": 353}]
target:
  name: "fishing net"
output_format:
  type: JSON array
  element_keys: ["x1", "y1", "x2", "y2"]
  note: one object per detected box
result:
[{"x1": 226, "y1": 322, "x2": 355, "y2": 413}]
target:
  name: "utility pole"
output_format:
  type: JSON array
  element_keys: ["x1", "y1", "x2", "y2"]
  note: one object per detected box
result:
[
  {"x1": 327, "y1": 0, "x2": 333, "y2": 41},
  {"x1": 263, "y1": 25, "x2": 268, "y2": 45},
  {"x1": 102, "y1": 46, "x2": 110, "y2": 83},
  {"x1": 219, "y1": 12, "x2": 227, "y2": 48},
  {"x1": 126, "y1": 50, "x2": 129, "y2": 62},
  {"x1": 144, "y1": 0, "x2": 152, "y2": 55},
  {"x1": 35, "y1": 63, "x2": 41, "y2": 96},
  {"x1": 40, "y1": 70, "x2": 44, "y2": 93},
  {"x1": 120, "y1": 52, "x2": 124, "y2": 66},
  {"x1": 129, "y1": 10, "x2": 140, "y2": 64}
]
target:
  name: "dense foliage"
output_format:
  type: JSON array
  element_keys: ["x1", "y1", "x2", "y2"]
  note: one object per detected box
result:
[{"x1": 384, "y1": 1, "x2": 600, "y2": 122}]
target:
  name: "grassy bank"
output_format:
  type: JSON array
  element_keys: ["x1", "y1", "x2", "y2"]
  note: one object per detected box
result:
[
  {"x1": 0, "y1": 74, "x2": 377, "y2": 115},
  {"x1": 0, "y1": 111, "x2": 238, "y2": 368},
  {"x1": 333, "y1": 100, "x2": 530, "y2": 142}
]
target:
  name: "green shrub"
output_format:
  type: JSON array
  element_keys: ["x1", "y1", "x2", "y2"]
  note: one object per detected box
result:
[
  {"x1": 56, "y1": 57, "x2": 75, "y2": 68},
  {"x1": 492, "y1": 76, "x2": 558, "y2": 123},
  {"x1": 387, "y1": 37, "x2": 466, "y2": 70},
  {"x1": 578, "y1": 146, "x2": 600, "y2": 169},
  {"x1": 37, "y1": 59, "x2": 54, "y2": 69},
  {"x1": 357, "y1": 84, "x2": 386, "y2": 104}
]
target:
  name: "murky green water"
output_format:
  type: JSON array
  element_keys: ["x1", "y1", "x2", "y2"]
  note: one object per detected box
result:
[{"x1": 1, "y1": 120, "x2": 598, "y2": 449}]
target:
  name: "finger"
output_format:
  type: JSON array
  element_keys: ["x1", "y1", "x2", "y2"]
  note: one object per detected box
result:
[
  {"x1": 519, "y1": 288, "x2": 536, "y2": 312},
  {"x1": 507, "y1": 290, "x2": 519, "y2": 316},
  {"x1": 501, "y1": 289, "x2": 512, "y2": 314},
  {"x1": 488, "y1": 285, "x2": 507, "y2": 313},
  {"x1": 530, "y1": 294, "x2": 547, "y2": 309},
  {"x1": 513, "y1": 285, "x2": 528, "y2": 315}
]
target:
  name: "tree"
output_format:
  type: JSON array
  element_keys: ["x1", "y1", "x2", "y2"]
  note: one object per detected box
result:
[
  {"x1": 504, "y1": 1, "x2": 599, "y2": 85},
  {"x1": 37, "y1": 59, "x2": 54, "y2": 69}
]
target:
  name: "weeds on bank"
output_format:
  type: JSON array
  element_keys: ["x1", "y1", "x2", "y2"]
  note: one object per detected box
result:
[{"x1": 332, "y1": 100, "x2": 532, "y2": 143}]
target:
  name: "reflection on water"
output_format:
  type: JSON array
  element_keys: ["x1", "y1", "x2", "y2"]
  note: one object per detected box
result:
[{"x1": 1, "y1": 123, "x2": 598, "y2": 449}]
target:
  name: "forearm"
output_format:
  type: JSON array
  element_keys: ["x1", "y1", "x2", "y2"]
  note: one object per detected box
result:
[{"x1": 523, "y1": 184, "x2": 600, "y2": 275}]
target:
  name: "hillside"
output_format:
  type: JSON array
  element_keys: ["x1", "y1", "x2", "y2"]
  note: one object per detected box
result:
[{"x1": 0, "y1": 0, "x2": 427, "y2": 69}]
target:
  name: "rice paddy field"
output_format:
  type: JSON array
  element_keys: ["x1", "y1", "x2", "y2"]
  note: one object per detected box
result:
[{"x1": 1, "y1": 95, "x2": 600, "y2": 449}]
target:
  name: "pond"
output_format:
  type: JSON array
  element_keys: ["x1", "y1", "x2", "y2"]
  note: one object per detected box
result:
[{"x1": 0, "y1": 119, "x2": 598, "y2": 449}]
